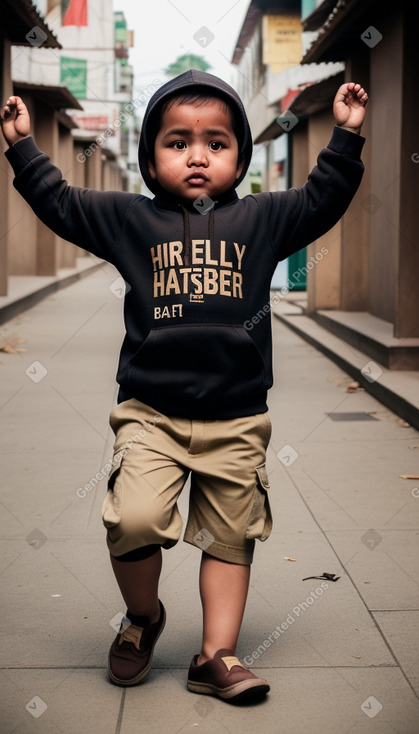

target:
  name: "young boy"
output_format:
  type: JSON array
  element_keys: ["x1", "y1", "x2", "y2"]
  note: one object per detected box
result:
[{"x1": 1, "y1": 70, "x2": 367, "y2": 704}]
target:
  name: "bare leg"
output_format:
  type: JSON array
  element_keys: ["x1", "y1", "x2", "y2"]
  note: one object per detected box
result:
[
  {"x1": 198, "y1": 553, "x2": 250, "y2": 663},
  {"x1": 110, "y1": 549, "x2": 162, "y2": 623}
]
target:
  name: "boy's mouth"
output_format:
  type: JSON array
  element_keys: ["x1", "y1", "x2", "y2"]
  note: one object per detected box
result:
[{"x1": 186, "y1": 172, "x2": 209, "y2": 185}]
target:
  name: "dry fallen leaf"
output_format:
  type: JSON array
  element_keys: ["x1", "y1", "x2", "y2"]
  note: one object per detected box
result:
[
  {"x1": 399, "y1": 474, "x2": 419, "y2": 480},
  {"x1": 346, "y1": 381, "x2": 360, "y2": 393},
  {"x1": 284, "y1": 556, "x2": 296, "y2": 562},
  {"x1": 0, "y1": 335, "x2": 27, "y2": 354},
  {"x1": 353, "y1": 656, "x2": 362, "y2": 659}
]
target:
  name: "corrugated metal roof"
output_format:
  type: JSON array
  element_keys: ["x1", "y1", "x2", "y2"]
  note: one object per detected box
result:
[
  {"x1": 2, "y1": 0, "x2": 61, "y2": 48},
  {"x1": 301, "y1": 0, "x2": 381, "y2": 64},
  {"x1": 13, "y1": 82, "x2": 83, "y2": 110},
  {"x1": 302, "y1": 0, "x2": 337, "y2": 32},
  {"x1": 253, "y1": 70, "x2": 344, "y2": 142}
]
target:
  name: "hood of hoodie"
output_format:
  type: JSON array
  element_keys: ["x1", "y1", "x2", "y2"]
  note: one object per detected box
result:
[{"x1": 138, "y1": 69, "x2": 253, "y2": 199}]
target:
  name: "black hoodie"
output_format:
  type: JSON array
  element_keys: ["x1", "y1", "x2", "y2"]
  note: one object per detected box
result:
[{"x1": 5, "y1": 70, "x2": 365, "y2": 419}]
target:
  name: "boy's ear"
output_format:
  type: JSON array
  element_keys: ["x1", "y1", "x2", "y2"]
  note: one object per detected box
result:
[
  {"x1": 235, "y1": 159, "x2": 244, "y2": 180},
  {"x1": 148, "y1": 159, "x2": 157, "y2": 179}
]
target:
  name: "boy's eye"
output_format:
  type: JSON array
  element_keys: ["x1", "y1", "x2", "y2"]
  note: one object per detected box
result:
[
  {"x1": 171, "y1": 141, "x2": 186, "y2": 150},
  {"x1": 209, "y1": 141, "x2": 224, "y2": 151}
]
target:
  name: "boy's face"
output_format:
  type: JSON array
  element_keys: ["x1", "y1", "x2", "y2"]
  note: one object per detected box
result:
[{"x1": 148, "y1": 99, "x2": 244, "y2": 202}]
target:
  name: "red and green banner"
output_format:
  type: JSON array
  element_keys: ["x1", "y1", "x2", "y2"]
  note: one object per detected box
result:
[{"x1": 62, "y1": 0, "x2": 88, "y2": 27}]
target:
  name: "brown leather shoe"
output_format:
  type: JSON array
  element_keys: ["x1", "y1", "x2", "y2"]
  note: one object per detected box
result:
[
  {"x1": 108, "y1": 601, "x2": 166, "y2": 686},
  {"x1": 187, "y1": 648, "x2": 270, "y2": 703}
]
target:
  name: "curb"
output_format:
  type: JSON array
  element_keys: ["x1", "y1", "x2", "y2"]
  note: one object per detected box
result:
[
  {"x1": 273, "y1": 310, "x2": 419, "y2": 431},
  {"x1": 0, "y1": 260, "x2": 105, "y2": 326}
]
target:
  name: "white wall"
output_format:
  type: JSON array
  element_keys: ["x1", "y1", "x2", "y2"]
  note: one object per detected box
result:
[{"x1": 12, "y1": 0, "x2": 115, "y2": 103}]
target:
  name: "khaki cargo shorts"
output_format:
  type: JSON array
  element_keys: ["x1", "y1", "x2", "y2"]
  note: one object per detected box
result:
[{"x1": 101, "y1": 398, "x2": 273, "y2": 565}]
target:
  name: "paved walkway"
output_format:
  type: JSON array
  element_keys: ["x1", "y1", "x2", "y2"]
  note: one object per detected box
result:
[{"x1": 0, "y1": 265, "x2": 418, "y2": 733}]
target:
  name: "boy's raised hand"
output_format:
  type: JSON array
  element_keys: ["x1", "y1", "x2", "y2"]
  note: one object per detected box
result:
[
  {"x1": 0, "y1": 96, "x2": 30, "y2": 147},
  {"x1": 333, "y1": 82, "x2": 368, "y2": 133}
]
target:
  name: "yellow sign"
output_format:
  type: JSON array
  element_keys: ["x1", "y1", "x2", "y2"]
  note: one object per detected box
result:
[{"x1": 262, "y1": 15, "x2": 302, "y2": 73}]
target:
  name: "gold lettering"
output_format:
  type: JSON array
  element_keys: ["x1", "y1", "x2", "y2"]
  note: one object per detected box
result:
[
  {"x1": 154, "y1": 304, "x2": 184, "y2": 319},
  {"x1": 192, "y1": 240, "x2": 204, "y2": 265},
  {"x1": 204, "y1": 268, "x2": 218, "y2": 294},
  {"x1": 179, "y1": 268, "x2": 192, "y2": 292},
  {"x1": 233, "y1": 243, "x2": 246, "y2": 270},
  {"x1": 191, "y1": 268, "x2": 203, "y2": 293},
  {"x1": 220, "y1": 270, "x2": 231, "y2": 297},
  {"x1": 205, "y1": 239, "x2": 218, "y2": 266},
  {"x1": 170, "y1": 241, "x2": 183, "y2": 267},
  {"x1": 151, "y1": 244, "x2": 163, "y2": 272},
  {"x1": 165, "y1": 268, "x2": 181, "y2": 295},
  {"x1": 153, "y1": 270, "x2": 165, "y2": 297},
  {"x1": 220, "y1": 241, "x2": 233, "y2": 268},
  {"x1": 232, "y1": 272, "x2": 243, "y2": 299},
  {"x1": 162, "y1": 242, "x2": 169, "y2": 268}
]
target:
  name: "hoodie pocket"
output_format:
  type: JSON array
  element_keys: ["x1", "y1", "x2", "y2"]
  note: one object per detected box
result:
[{"x1": 127, "y1": 324, "x2": 267, "y2": 403}]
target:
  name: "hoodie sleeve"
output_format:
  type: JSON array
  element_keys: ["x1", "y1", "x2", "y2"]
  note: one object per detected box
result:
[
  {"x1": 264, "y1": 126, "x2": 365, "y2": 261},
  {"x1": 5, "y1": 136, "x2": 137, "y2": 262}
]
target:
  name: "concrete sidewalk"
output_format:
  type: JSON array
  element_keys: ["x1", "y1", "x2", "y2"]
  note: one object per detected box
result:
[
  {"x1": 0, "y1": 256, "x2": 104, "y2": 326},
  {"x1": 0, "y1": 265, "x2": 418, "y2": 733},
  {"x1": 271, "y1": 296, "x2": 419, "y2": 431}
]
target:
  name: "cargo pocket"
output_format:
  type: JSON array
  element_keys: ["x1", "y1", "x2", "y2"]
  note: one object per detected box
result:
[
  {"x1": 245, "y1": 464, "x2": 273, "y2": 541},
  {"x1": 101, "y1": 449, "x2": 125, "y2": 529}
]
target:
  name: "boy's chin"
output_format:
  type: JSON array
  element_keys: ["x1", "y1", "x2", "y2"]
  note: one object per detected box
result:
[
  {"x1": 157, "y1": 182, "x2": 232, "y2": 204},
  {"x1": 172, "y1": 188, "x2": 213, "y2": 205},
  {"x1": 180, "y1": 185, "x2": 230, "y2": 203}
]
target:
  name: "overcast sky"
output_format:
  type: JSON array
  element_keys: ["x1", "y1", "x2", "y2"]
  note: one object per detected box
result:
[{"x1": 113, "y1": 0, "x2": 250, "y2": 92}]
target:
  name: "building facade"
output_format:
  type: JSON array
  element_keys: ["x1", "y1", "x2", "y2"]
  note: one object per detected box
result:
[
  {"x1": 1, "y1": 0, "x2": 139, "y2": 295},
  {"x1": 232, "y1": 0, "x2": 419, "y2": 368}
]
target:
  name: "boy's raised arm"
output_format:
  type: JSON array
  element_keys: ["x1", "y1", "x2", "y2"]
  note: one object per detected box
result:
[
  {"x1": 1, "y1": 96, "x2": 135, "y2": 262},
  {"x1": 263, "y1": 82, "x2": 368, "y2": 261}
]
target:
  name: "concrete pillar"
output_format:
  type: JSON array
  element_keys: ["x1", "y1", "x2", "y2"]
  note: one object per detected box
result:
[
  {"x1": 86, "y1": 144, "x2": 102, "y2": 191},
  {"x1": 291, "y1": 119, "x2": 308, "y2": 191},
  {"x1": 7, "y1": 95, "x2": 38, "y2": 276},
  {"x1": 368, "y1": 9, "x2": 402, "y2": 328},
  {"x1": 73, "y1": 141, "x2": 87, "y2": 187},
  {"x1": 34, "y1": 102, "x2": 59, "y2": 275},
  {"x1": 306, "y1": 110, "x2": 341, "y2": 311},
  {"x1": 56, "y1": 124, "x2": 78, "y2": 269},
  {"x1": 396, "y1": 1, "x2": 419, "y2": 337},
  {"x1": 0, "y1": 37, "x2": 12, "y2": 294},
  {"x1": 339, "y1": 49, "x2": 370, "y2": 311}
]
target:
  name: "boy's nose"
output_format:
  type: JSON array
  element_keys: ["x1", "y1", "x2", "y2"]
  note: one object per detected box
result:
[{"x1": 187, "y1": 146, "x2": 208, "y2": 166}]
